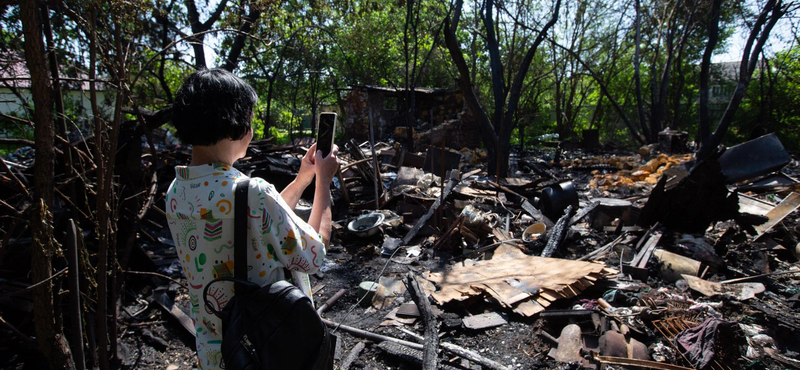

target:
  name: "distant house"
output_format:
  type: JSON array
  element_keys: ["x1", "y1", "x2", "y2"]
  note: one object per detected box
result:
[
  {"x1": 706, "y1": 61, "x2": 747, "y2": 120},
  {"x1": 0, "y1": 51, "x2": 114, "y2": 124}
]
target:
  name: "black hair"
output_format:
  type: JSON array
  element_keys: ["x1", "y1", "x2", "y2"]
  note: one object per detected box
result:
[{"x1": 172, "y1": 68, "x2": 257, "y2": 146}]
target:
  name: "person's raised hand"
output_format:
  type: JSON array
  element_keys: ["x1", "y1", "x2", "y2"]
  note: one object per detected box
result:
[
  {"x1": 315, "y1": 144, "x2": 340, "y2": 185},
  {"x1": 297, "y1": 143, "x2": 317, "y2": 186}
]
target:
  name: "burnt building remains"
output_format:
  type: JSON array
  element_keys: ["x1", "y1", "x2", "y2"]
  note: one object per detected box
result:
[{"x1": 342, "y1": 86, "x2": 480, "y2": 149}]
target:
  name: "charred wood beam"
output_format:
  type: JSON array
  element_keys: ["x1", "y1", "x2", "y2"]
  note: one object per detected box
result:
[
  {"x1": 400, "y1": 328, "x2": 510, "y2": 370},
  {"x1": 404, "y1": 272, "x2": 438, "y2": 370},
  {"x1": 541, "y1": 205, "x2": 573, "y2": 258}
]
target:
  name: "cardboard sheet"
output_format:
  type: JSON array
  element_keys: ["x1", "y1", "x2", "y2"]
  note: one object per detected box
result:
[{"x1": 423, "y1": 244, "x2": 614, "y2": 316}]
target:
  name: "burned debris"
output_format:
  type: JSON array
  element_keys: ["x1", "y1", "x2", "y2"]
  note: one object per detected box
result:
[{"x1": 2, "y1": 124, "x2": 800, "y2": 370}]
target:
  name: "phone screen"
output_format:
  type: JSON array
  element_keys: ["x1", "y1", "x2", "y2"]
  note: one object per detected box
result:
[{"x1": 317, "y1": 112, "x2": 336, "y2": 157}]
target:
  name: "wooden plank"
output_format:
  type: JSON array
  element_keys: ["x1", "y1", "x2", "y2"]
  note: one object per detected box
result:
[
  {"x1": 539, "y1": 290, "x2": 561, "y2": 302},
  {"x1": 755, "y1": 192, "x2": 800, "y2": 236},
  {"x1": 536, "y1": 297, "x2": 552, "y2": 307},
  {"x1": 513, "y1": 299, "x2": 546, "y2": 316}
]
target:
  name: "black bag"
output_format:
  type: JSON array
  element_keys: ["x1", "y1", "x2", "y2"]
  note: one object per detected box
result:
[{"x1": 203, "y1": 179, "x2": 335, "y2": 370}]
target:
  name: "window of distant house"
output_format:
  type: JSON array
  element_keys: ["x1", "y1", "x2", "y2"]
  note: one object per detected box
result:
[
  {"x1": 383, "y1": 96, "x2": 397, "y2": 111},
  {"x1": 712, "y1": 86, "x2": 721, "y2": 96}
]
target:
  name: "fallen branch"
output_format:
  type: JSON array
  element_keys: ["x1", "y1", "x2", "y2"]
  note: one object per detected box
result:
[
  {"x1": 0, "y1": 113, "x2": 33, "y2": 126},
  {"x1": 401, "y1": 329, "x2": 510, "y2": 370},
  {"x1": 0, "y1": 158, "x2": 30, "y2": 198},
  {"x1": 321, "y1": 319, "x2": 424, "y2": 350},
  {"x1": 0, "y1": 314, "x2": 34, "y2": 343},
  {"x1": 0, "y1": 138, "x2": 35, "y2": 146},
  {"x1": 0, "y1": 198, "x2": 22, "y2": 218}
]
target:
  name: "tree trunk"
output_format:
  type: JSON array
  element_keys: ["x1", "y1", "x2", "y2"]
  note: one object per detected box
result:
[
  {"x1": 42, "y1": 4, "x2": 78, "y2": 217},
  {"x1": 188, "y1": 34, "x2": 207, "y2": 69},
  {"x1": 107, "y1": 13, "x2": 128, "y2": 365},
  {"x1": 633, "y1": 0, "x2": 651, "y2": 142},
  {"x1": 21, "y1": 1, "x2": 77, "y2": 368},
  {"x1": 221, "y1": 8, "x2": 261, "y2": 71},
  {"x1": 87, "y1": 7, "x2": 110, "y2": 370},
  {"x1": 403, "y1": 0, "x2": 414, "y2": 148},
  {"x1": 698, "y1": 0, "x2": 722, "y2": 145},
  {"x1": 483, "y1": 0, "x2": 506, "y2": 133},
  {"x1": 443, "y1": 0, "x2": 497, "y2": 169},
  {"x1": 185, "y1": 0, "x2": 230, "y2": 69},
  {"x1": 698, "y1": 0, "x2": 785, "y2": 160}
]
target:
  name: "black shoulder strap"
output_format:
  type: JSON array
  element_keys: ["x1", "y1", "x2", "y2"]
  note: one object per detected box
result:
[{"x1": 234, "y1": 179, "x2": 250, "y2": 292}]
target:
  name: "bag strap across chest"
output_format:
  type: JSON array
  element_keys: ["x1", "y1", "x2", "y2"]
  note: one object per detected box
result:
[{"x1": 234, "y1": 179, "x2": 251, "y2": 293}]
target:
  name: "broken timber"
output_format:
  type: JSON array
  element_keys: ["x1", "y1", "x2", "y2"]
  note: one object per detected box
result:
[
  {"x1": 402, "y1": 170, "x2": 460, "y2": 245},
  {"x1": 401, "y1": 330, "x2": 510, "y2": 370},
  {"x1": 521, "y1": 200, "x2": 554, "y2": 229},
  {"x1": 622, "y1": 224, "x2": 662, "y2": 280},
  {"x1": 541, "y1": 205, "x2": 574, "y2": 258},
  {"x1": 404, "y1": 272, "x2": 438, "y2": 370},
  {"x1": 340, "y1": 342, "x2": 365, "y2": 370}
]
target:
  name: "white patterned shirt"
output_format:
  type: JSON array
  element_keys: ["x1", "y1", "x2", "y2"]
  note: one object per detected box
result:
[{"x1": 165, "y1": 162, "x2": 325, "y2": 370}]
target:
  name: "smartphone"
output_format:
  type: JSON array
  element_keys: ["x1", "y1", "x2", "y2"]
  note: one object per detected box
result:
[{"x1": 317, "y1": 112, "x2": 337, "y2": 157}]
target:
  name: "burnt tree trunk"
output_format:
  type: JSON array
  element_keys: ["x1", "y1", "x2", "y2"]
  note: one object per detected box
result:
[{"x1": 21, "y1": 1, "x2": 77, "y2": 368}]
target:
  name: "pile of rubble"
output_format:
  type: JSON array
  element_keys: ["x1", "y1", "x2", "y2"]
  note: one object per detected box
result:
[
  {"x1": 2, "y1": 129, "x2": 800, "y2": 370},
  {"x1": 317, "y1": 132, "x2": 800, "y2": 369}
]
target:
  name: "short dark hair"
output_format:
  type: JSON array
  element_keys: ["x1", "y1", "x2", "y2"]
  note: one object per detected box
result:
[{"x1": 172, "y1": 68, "x2": 257, "y2": 146}]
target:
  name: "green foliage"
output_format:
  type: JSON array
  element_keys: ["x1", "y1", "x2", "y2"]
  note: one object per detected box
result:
[
  {"x1": 0, "y1": 0, "x2": 796, "y2": 156},
  {"x1": 268, "y1": 127, "x2": 291, "y2": 145}
]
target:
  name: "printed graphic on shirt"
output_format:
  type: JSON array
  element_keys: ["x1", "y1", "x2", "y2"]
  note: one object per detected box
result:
[
  {"x1": 212, "y1": 259, "x2": 234, "y2": 279},
  {"x1": 261, "y1": 208, "x2": 272, "y2": 235},
  {"x1": 203, "y1": 219, "x2": 223, "y2": 242}
]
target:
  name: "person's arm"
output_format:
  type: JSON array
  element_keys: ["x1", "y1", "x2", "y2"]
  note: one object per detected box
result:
[
  {"x1": 306, "y1": 145, "x2": 339, "y2": 245},
  {"x1": 307, "y1": 178, "x2": 332, "y2": 245},
  {"x1": 280, "y1": 177, "x2": 312, "y2": 210},
  {"x1": 280, "y1": 144, "x2": 316, "y2": 209}
]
